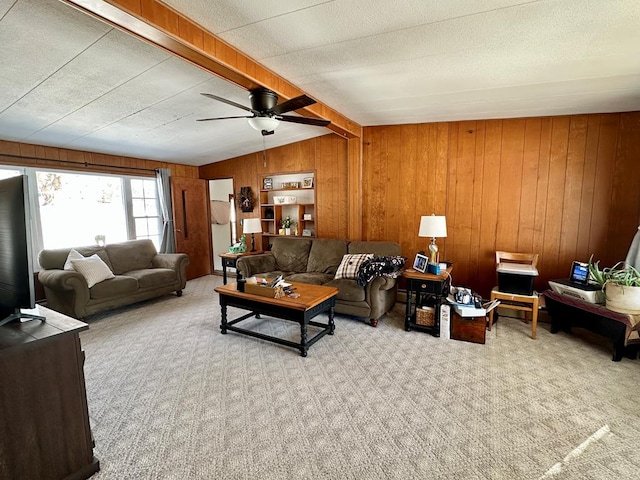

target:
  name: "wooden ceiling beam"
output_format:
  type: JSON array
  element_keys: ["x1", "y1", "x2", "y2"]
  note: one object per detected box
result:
[{"x1": 61, "y1": 0, "x2": 362, "y2": 139}]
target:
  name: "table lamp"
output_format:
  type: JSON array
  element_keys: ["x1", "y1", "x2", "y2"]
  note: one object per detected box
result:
[
  {"x1": 418, "y1": 214, "x2": 447, "y2": 264},
  {"x1": 243, "y1": 218, "x2": 262, "y2": 252}
]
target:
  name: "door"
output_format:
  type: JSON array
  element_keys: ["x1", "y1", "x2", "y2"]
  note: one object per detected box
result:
[
  {"x1": 209, "y1": 178, "x2": 235, "y2": 272},
  {"x1": 171, "y1": 176, "x2": 211, "y2": 280}
]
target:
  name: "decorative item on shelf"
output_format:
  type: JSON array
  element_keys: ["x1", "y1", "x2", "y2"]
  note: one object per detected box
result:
[
  {"x1": 274, "y1": 195, "x2": 296, "y2": 204},
  {"x1": 303, "y1": 177, "x2": 314, "y2": 188},
  {"x1": 239, "y1": 186, "x2": 254, "y2": 212},
  {"x1": 303, "y1": 213, "x2": 312, "y2": 221},
  {"x1": 418, "y1": 214, "x2": 448, "y2": 265},
  {"x1": 281, "y1": 216, "x2": 296, "y2": 236},
  {"x1": 264, "y1": 207, "x2": 274, "y2": 219},
  {"x1": 263, "y1": 177, "x2": 273, "y2": 190},
  {"x1": 243, "y1": 218, "x2": 262, "y2": 252},
  {"x1": 302, "y1": 229, "x2": 313, "y2": 237},
  {"x1": 281, "y1": 181, "x2": 300, "y2": 189},
  {"x1": 279, "y1": 228, "x2": 285, "y2": 235}
]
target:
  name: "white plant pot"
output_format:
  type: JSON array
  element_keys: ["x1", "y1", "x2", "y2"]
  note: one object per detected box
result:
[
  {"x1": 605, "y1": 283, "x2": 640, "y2": 314},
  {"x1": 285, "y1": 228, "x2": 291, "y2": 235}
]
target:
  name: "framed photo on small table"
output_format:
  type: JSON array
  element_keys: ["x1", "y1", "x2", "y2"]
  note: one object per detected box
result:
[{"x1": 413, "y1": 253, "x2": 428, "y2": 273}]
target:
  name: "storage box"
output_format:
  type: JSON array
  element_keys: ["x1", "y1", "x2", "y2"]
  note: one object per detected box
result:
[
  {"x1": 416, "y1": 306, "x2": 435, "y2": 326},
  {"x1": 244, "y1": 283, "x2": 277, "y2": 298},
  {"x1": 273, "y1": 196, "x2": 296, "y2": 204},
  {"x1": 497, "y1": 263, "x2": 538, "y2": 295},
  {"x1": 451, "y1": 311, "x2": 486, "y2": 344},
  {"x1": 439, "y1": 304, "x2": 451, "y2": 339}
]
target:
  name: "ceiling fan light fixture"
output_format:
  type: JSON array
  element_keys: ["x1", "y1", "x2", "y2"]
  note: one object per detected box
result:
[{"x1": 248, "y1": 116, "x2": 279, "y2": 132}]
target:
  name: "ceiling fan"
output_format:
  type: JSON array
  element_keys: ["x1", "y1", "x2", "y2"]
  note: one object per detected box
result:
[{"x1": 197, "y1": 87, "x2": 330, "y2": 136}]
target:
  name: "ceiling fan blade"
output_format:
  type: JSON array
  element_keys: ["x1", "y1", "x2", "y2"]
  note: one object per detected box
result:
[
  {"x1": 197, "y1": 115, "x2": 253, "y2": 122},
  {"x1": 271, "y1": 94, "x2": 316, "y2": 115},
  {"x1": 200, "y1": 93, "x2": 257, "y2": 114},
  {"x1": 278, "y1": 115, "x2": 331, "y2": 127}
]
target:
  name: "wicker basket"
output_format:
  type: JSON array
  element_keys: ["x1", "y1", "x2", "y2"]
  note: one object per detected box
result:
[{"x1": 416, "y1": 306, "x2": 435, "y2": 326}]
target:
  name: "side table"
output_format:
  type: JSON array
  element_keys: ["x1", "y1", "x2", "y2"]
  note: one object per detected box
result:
[
  {"x1": 403, "y1": 267, "x2": 452, "y2": 336},
  {"x1": 543, "y1": 289, "x2": 640, "y2": 361},
  {"x1": 218, "y1": 251, "x2": 263, "y2": 284}
]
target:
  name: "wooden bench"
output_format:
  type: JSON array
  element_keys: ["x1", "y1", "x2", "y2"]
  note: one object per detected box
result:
[{"x1": 543, "y1": 290, "x2": 640, "y2": 361}]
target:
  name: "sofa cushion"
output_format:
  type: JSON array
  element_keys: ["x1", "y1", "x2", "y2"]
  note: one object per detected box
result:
[
  {"x1": 75, "y1": 246, "x2": 114, "y2": 271},
  {"x1": 286, "y1": 272, "x2": 333, "y2": 285},
  {"x1": 125, "y1": 268, "x2": 177, "y2": 289},
  {"x1": 39, "y1": 246, "x2": 112, "y2": 271},
  {"x1": 335, "y1": 253, "x2": 374, "y2": 280},
  {"x1": 348, "y1": 241, "x2": 402, "y2": 257},
  {"x1": 271, "y1": 238, "x2": 312, "y2": 273},
  {"x1": 324, "y1": 278, "x2": 366, "y2": 302},
  {"x1": 63, "y1": 249, "x2": 84, "y2": 271},
  {"x1": 90, "y1": 275, "x2": 139, "y2": 299},
  {"x1": 306, "y1": 239, "x2": 348, "y2": 275},
  {"x1": 71, "y1": 254, "x2": 115, "y2": 288},
  {"x1": 106, "y1": 239, "x2": 157, "y2": 275}
]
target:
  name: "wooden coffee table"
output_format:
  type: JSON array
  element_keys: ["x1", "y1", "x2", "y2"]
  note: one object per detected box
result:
[{"x1": 214, "y1": 282, "x2": 338, "y2": 357}]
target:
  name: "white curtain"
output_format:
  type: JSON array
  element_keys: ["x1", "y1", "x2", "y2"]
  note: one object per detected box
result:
[
  {"x1": 156, "y1": 168, "x2": 175, "y2": 253},
  {"x1": 25, "y1": 170, "x2": 44, "y2": 269},
  {"x1": 625, "y1": 226, "x2": 640, "y2": 270}
]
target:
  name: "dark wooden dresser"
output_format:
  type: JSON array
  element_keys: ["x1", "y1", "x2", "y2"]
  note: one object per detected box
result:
[{"x1": 0, "y1": 306, "x2": 99, "y2": 480}]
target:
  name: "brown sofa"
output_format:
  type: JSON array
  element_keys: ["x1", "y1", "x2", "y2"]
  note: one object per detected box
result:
[
  {"x1": 38, "y1": 239, "x2": 189, "y2": 319},
  {"x1": 236, "y1": 237, "x2": 403, "y2": 326}
]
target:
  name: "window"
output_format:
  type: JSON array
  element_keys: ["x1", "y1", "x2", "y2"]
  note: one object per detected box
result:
[
  {"x1": 0, "y1": 169, "x2": 20, "y2": 180},
  {"x1": 127, "y1": 178, "x2": 161, "y2": 248},
  {"x1": 37, "y1": 170, "x2": 128, "y2": 248},
  {"x1": 1, "y1": 166, "x2": 163, "y2": 252}
]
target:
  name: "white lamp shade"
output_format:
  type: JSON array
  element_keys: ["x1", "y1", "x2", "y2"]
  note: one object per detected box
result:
[
  {"x1": 247, "y1": 116, "x2": 279, "y2": 132},
  {"x1": 243, "y1": 218, "x2": 262, "y2": 234},
  {"x1": 418, "y1": 215, "x2": 447, "y2": 238}
]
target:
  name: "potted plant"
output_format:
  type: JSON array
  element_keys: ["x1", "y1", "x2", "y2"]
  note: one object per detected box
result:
[
  {"x1": 281, "y1": 216, "x2": 296, "y2": 235},
  {"x1": 588, "y1": 256, "x2": 640, "y2": 314}
]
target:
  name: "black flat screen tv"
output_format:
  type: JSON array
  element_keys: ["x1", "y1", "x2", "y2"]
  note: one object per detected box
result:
[{"x1": 0, "y1": 175, "x2": 45, "y2": 327}]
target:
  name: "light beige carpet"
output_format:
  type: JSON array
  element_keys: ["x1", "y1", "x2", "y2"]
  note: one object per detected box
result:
[{"x1": 80, "y1": 275, "x2": 640, "y2": 479}]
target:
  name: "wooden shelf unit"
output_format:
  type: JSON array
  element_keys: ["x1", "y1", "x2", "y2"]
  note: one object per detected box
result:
[{"x1": 259, "y1": 172, "x2": 316, "y2": 251}]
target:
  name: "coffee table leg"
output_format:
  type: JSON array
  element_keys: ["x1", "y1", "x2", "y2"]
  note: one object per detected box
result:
[
  {"x1": 329, "y1": 306, "x2": 335, "y2": 335},
  {"x1": 300, "y1": 320, "x2": 308, "y2": 357},
  {"x1": 220, "y1": 301, "x2": 228, "y2": 334}
]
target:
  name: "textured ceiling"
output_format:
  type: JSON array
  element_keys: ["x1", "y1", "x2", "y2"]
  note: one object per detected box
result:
[{"x1": 1, "y1": 0, "x2": 639, "y2": 166}]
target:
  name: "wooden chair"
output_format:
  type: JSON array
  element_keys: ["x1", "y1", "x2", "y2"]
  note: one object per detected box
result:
[{"x1": 488, "y1": 251, "x2": 540, "y2": 339}]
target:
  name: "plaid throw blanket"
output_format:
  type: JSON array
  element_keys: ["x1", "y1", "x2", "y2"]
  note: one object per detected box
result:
[{"x1": 356, "y1": 256, "x2": 407, "y2": 287}]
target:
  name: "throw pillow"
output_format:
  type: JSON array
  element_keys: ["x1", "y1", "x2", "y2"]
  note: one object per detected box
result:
[
  {"x1": 71, "y1": 254, "x2": 115, "y2": 288},
  {"x1": 334, "y1": 253, "x2": 374, "y2": 280},
  {"x1": 63, "y1": 248, "x2": 84, "y2": 271}
]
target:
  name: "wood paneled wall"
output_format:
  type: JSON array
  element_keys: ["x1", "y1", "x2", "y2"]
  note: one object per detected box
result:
[
  {"x1": 364, "y1": 112, "x2": 640, "y2": 297},
  {"x1": 199, "y1": 134, "x2": 350, "y2": 240},
  {"x1": 14, "y1": 111, "x2": 634, "y2": 299},
  {"x1": 0, "y1": 140, "x2": 199, "y2": 178}
]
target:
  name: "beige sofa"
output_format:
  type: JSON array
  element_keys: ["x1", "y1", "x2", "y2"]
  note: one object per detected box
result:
[
  {"x1": 38, "y1": 239, "x2": 189, "y2": 319},
  {"x1": 236, "y1": 237, "x2": 403, "y2": 326}
]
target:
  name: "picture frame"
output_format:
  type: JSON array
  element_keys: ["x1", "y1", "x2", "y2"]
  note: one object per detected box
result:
[
  {"x1": 263, "y1": 177, "x2": 273, "y2": 190},
  {"x1": 413, "y1": 253, "x2": 428, "y2": 273},
  {"x1": 303, "y1": 177, "x2": 314, "y2": 188}
]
